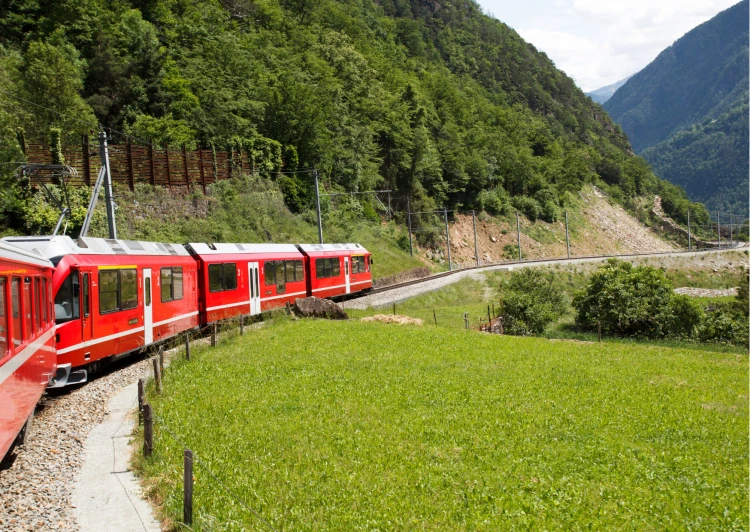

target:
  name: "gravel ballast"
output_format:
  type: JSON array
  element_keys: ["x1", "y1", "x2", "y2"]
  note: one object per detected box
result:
[{"x1": 0, "y1": 352, "x2": 164, "y2": 532}]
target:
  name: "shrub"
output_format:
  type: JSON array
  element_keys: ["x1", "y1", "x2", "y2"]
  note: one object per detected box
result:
[
  {"x1": 572, "y1": 259, "x2": 701, "y2": 338},
  {"x1": 697, "y1": 307, "x2": 749, "y2": 347},
  {"x1": 510, "y1": 196, "x2": 541, "y2": 222},
  {"x1": 499, "y1": 269, "x2": 567, "y2": 335},
  {"x1": 477, "y1": 189, "x2": 510, "y2": 216}
]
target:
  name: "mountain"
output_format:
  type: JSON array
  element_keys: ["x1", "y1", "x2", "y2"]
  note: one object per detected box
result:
[
  {"x1": 604, "y1": 0, "x2": 749, "y2": 215},
  {"x1": 0, "y1": 0, "x2": 708, "y2": 234},
  {"x1": 586, "y1": 76, "x2": 631, "y2": 104}
]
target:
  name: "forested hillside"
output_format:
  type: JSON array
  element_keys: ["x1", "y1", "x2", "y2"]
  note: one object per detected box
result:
[
  {"x1": 0, "y1": 0, "x2": 707, "y2": 234},
  {"x1": 604, "y1": 0, "x2": 748, "y2": 215}
]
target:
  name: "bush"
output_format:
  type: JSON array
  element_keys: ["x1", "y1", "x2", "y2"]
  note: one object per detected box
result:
[
  {"x1": 572, "y1": 259, "x2": 702, "y2": 338},
  {"x1": 499, "y1": 269, "x2": 567, "y2": 335},
  {"x1": 510, "y1": 196, "x2": 541, "y2": 222},
  {"x1": 477, "y1": 189, "x2": 510, "y2": 216},
  {"x1": 697, "y1": 307, "x2": 749, "y2": 347}
]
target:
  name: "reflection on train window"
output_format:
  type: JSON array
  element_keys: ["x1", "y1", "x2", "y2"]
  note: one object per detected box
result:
[
  {"x1": 34, "y1": 278, "x2": 41, "y2": 332},
  {"x1": 264, "y1": 260, "x2": 304, "y2": 287},
  {"x1": 11, "y1": 277, "x2": 22, "y2": 347},
  {"x1": 208, "y1": 263, "x2": 237, "y2": 292},
  {"x1": 55, "y1": 272, "x2": 80, "y2": 323},
  {"x1": 352, "y1": 255, "x2": 367, "y2": 274},
  {"x1": 0, "y1": 278, "x2": 6, "y2": 356},
  {"x1": 99, "y1": 268, "x2": 138, "y2": 314},
  {"x1": 160, "y1": 267, "x2": 184, "y2": 302},
  {"x1": 315, "y1": 258, "x2": 340, "y2": 278},
  {"x1": 23, "y1": 278, "x2": 32, "y2": 339}
]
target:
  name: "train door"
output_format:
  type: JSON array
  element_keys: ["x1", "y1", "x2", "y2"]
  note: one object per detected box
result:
[
  {"x1": 80, "y1": 271, "x2": 94, "y2": 347},
  {"x1": 344, "y1": 257, "x2": 350, "y2": 294},
  {"x1": 248, "y1": 262, "x2": 261, "y2": 315},
  {"x1": 143, "y1": 269, "x2": 153, "y2": 344}
]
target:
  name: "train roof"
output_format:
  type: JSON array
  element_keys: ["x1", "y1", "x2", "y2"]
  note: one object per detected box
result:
[
  {"x1": 0, "y1": 240, "x2": 54, "y2": 268},
  {"x1": 2, "y1": 235, "x2": 190, "y2": 263},
  {"x1": 297, "y1": 243, "x2": 368, "y2": 253},
  {"x1": 185, "y1": 242, "x2": 301, "y2": 255}
]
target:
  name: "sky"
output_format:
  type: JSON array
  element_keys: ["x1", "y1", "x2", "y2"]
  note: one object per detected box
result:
[{"x1": 475, "y1": 0, "x2": 741, "y2": 92}]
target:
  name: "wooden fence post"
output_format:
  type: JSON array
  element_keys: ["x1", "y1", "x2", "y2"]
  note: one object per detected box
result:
[
  {"x1": 211, "y1": 323, "x2": 217, "y2": 347},
  {"x1": 240, "y1": 315, "x2": 245, "y2": 336},
  {"x1": 158, "y1": 346, "x2": 164, "y2": 375},
  {"x1": 126, "y1": 138, "x2": 135, "y2": 190},
  {"x1": 148, "y1": 142, "x2": 155, "y2": 186},
  {"x1": 137, "y1": 378, "x2": 145, "y2": 425},
  {"x1": 143, "y1": 404, "x2": 153, "y2": 457},
  {"x1": 182, "y1": 144, "x2": 190, "y2": 190},
  {"x1": 185, "y1": 332, "x2": 191, "y2": 361},
  {"x1": 82, "y1": 135, "x2": 91, "y2": 186},
  {"x1": 598, "y1": 322, "x2": 602, "y2": 342},
  {"x1": 433, "y1": 310, "x2": 437, "y2": 325},
  {"x1": 393, "y1": 303, "x2": 396, "y2": 315},
  {"x1": 153, "y1": 357, "x2": 161, "y2": 394},
  {"x1": 464, "y1": 312, "x2": 469, "y2": 330},
  {"x1": 184, "y1": 449, "x2": 194, "y2": 526},
  {"x1": 164, "y1": 144, "x2": 171, "y2": 188},
  {"x1": 198, "y1": 146, "x2": 207, "y2": 194}
]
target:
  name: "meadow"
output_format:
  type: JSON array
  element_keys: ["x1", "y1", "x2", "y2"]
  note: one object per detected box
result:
[{"x1": 136, "y1": 319, "x2": 748, "y2": 530}]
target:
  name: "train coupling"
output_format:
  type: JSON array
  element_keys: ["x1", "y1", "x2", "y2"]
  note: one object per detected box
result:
[{"x1": 49, "y1": 363, "x2": 88, "y2": 388}]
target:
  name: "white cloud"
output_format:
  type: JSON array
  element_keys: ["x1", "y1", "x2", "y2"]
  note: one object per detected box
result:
[{"x1": 484, "y1": 0, "x2": 740, "y2": 91}]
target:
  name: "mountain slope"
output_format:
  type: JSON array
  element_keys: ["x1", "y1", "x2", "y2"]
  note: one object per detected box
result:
[
  {"x1": 603, "y1": 0, "x2": 748, "y2": 215},
  {"x1": 0, "y1": 0, "x2": 709, "y2": 234},
  {"x1": 586, "y1": 76, "x2": 631, "y2": 104}
]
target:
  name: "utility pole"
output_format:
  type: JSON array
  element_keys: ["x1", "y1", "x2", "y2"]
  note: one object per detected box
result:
[
  {"x1": 687, "y1": 209, "x2": 691, "y2": 251},
  {"x1": 565, "y1": 210, "x2": 570, "y2": 259},
  {"x1": 729, "y1": 213, "x2": 733, "y2": 247},
  {"x1": 406, "y1": 198, "x2": 413, "y2": 257},
  {"x1": 99, "y1": 131, "x2": 117, "y2": 239},
  {"x1": 516, "y1": 211, "x2": 521, "y2": 262},
  {"x1": 472, "y1": 210, "x2": 479, "y2": 267},
  {"x1": 717, "y1": 211, "x2": 721, "y2": 248},
  {"x1": 387, "y1": 191, "x2": 392, "y2": 222},
  {"x1": 314, "y1": 169, "x2": 323, "y2": 244},
  {"x1": 444, "y1": 206, "x2": 452, "y2": 271}
]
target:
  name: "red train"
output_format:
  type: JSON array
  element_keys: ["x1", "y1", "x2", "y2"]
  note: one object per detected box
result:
[
  {"x1": 0, "y1": 240, "x2": 57, "y2": 460},
  {"x1": 2, "y1": 236, "x2": 372, "y2": 390}
]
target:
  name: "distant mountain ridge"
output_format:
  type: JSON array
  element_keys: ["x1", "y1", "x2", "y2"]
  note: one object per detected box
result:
[
  {"x1": 604, "y1": 0, "x2": 749, "y2": 215},
  {"x1": 586, "y1": 76, "x2": 631, "y2": 104}
]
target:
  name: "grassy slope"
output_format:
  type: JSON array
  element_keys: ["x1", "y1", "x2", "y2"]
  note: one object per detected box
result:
[{"x1": 137, "y1": 320, "x2": 748, "y2": 530}]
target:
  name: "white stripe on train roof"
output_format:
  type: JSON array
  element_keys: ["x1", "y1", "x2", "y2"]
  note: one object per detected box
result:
[
  {"x1": 0, "y1": 328, "x2": 55, "y2": 386},
  {"x1": 2, "y1": 235, "x2": 190, "y2": 260},
  {"x1": 187, "y1": 242, "x2": 301, "y2": 255},
  {"x1": 298, "y1": 243, "x2": 368, "y2": 253}
]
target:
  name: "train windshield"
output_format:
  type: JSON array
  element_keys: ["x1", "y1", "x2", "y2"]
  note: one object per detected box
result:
[{"x1": 55, "y1": 272, "x2": 80, "y2": 324}]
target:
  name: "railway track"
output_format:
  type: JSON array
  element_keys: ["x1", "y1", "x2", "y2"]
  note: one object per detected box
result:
[{"x1": 360, "y1": 245, "x2": 746, "y2": 299}]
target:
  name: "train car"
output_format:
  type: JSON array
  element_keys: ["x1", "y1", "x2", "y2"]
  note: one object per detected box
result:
[
  {"x1": 186, "y1": 243, "x2": 307, "y2": 323},
  {"x1": 2, "y1": 236, "x2": 199, "y2": 387},
  {"x1": 297, "y1": 243, "x2": 373, "y2": 299},
  {"x1": 0, "y1": 240, "x2": 56, "y2": 459}
]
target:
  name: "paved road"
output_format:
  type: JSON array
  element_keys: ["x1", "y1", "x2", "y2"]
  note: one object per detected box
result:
[{"x1": 344, "y1": 248, "x2": 746, "y2": 310}]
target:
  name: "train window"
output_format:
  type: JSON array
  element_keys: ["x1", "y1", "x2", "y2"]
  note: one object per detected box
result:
[
  {"x1": 264, "y1": 261, "x2": 275, "y2": 286},
  {"x1": 294, "y1": 260, "x2": 304, "y2": 281},
  {"x1": 315, "y1": 258, "x2": 341, "y2": 279},
  {"x1": 223, "y1": 263, "x2": 237, "y2": 290},
  {"x1": 23, "y1": 278, "x2": 32, "y2": 339},
  {"x1": 55, "y1": 272, "x2": 81, "y2": 323},
  {"x1": 209, "y1": 263, "x2": 237, "y2": 292},
  {"x1": 0, "y1": 278, "x2": 6, "y2": 356},
  {"x1": 11, "y1": 278, "x2": 21, "y2": 347},
  {"x1": 82, "y1": 274, "x2": 89, "y2": 318},
  {"x1": 98, "y1": 268, "x2": 137, "y2": 314},
  {"x1": 99, "y1": 270, "x2": 119, "y2": 313},
  {"x1": 208, "y1": 264, "x2": 223, "y2": 292},
  {"x1": 120, "y1": 269, "x2": 138, "y2": 310},
  {"x1": 275, "y1": 262, "x2": 286, "y2": 294},
  {"x1": 332, "y1": 258, "x2": 340, "y2": 276},
  {"x1": 41, "y1": 278, "x2": 48, "y2": 324},
  {"x1": 352, "y1": 256, "x2": 366, "y2": 274},
  {"x1": 315, "y1": 259, "x2": 325, "y2": 278},
  {"x1": 161, "y1": 267, "x2": 184, "y2": 302},
  {"x1": 34, "y1": 278, "x2": 41, "y2": 332},
  {"x1": 285, "y1": 261, "x2": 295, "y2": 283}
]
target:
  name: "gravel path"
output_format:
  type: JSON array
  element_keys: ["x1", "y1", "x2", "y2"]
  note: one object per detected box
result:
[
  {"x1": 344, "y1": 249, "x2": 745, "y2": 310},
  {"x1": 0, "y1": 351, "x2": 166, "y2": 532},
  {"x1": 674, "y1": 287, "x2": 738, "y2": 297}
]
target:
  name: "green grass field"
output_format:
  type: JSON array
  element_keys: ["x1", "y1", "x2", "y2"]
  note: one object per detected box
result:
[{"x1": 136, "y1": 319, "x2": 748, "y2": 531}]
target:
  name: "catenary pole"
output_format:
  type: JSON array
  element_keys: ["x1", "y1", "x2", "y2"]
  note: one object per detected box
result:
[
  {"x1": 406, "y1": 198, "x2": 413, "y2": 256},
  {"x1": 99, "y1": 131, "x2": 117, "y2": 239},
  {"x1": 687, "y1": 209, "x2": 691, "y2": 250},
  {"x1": 717, "y1": 211, "x2": 721, "y2": 248},
  {"x1": 565, "y1": 210, "x2": 570, "y2": 259},
  {"x1": 444, "y1": 206, "x2": 452, "y2": 271},
  {"x1": 472, "y1": 209, "x2": 479, "y2": 266},
  {"x1": 314, "y1": 169, "x2": 323, "y2": 244},
  {"x1": 516, "y1": 211, "x2": 522, "y2": 262}
]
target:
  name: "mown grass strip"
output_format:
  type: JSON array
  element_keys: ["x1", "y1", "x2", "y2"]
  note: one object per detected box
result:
[{"x1": 136, "y1": 319, "x2": 748, "y2": 531}]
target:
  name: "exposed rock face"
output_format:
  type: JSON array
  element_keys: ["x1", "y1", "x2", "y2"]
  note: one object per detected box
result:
[{"x1": 294, "y1": 297, "x2": 349, "y2": 320}]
